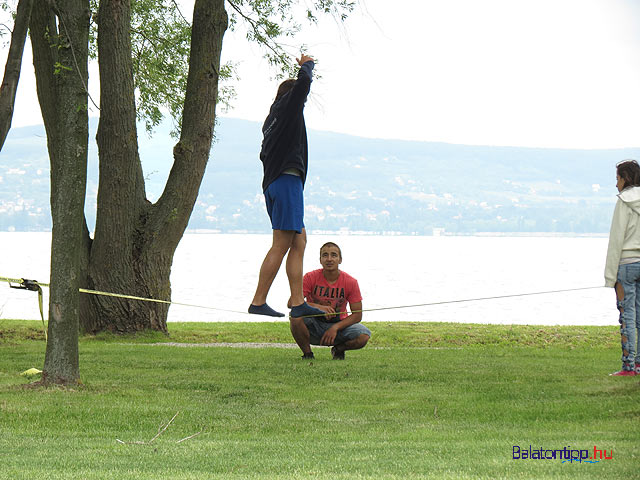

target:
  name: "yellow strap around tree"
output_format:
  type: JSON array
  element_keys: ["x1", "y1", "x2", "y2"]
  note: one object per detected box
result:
[{"x1": 1, "y1": 277, "x2": 47, "y2": 341}]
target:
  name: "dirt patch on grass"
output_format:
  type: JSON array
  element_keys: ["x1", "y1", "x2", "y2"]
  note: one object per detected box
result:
[{"x1": 138, "y1": 342, "x2": 300, "y2": 349}]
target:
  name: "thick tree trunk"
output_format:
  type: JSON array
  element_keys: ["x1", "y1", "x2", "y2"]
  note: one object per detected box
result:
[
  {"x1": 80, "y1": 0, "x2": 227, "y2": 333},
  {"x1": 0, "y1": 0, "x2": 34, "y2": 151},
  {"x1": 30, "y1": 0, "x2": 90, "y2": 384},
  {"x1": 82, "y1": 0, "x2": 152, "y2": 333}
]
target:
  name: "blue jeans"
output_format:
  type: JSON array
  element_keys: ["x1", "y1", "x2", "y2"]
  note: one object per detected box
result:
[
  {"x1": 303, "y1": 318, "x2": 371, "y2": 346},
  {"x1": 616, "y1": 262, "x2": 640, "y2": 372}
]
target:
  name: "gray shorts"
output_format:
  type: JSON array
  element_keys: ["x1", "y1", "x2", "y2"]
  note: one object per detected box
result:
[{"x1": 303, "y1": 318, "x2": 371, "y2": 346}]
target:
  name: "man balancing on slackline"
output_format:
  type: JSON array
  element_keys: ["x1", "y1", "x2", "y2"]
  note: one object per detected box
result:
[{"x1": 248, "y1": 53, "x2": 325, "y2": 320}]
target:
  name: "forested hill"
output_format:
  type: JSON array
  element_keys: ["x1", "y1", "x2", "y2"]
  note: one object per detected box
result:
[{"x1": 1, "y1": 117, "x2": 638, "y2": 234}]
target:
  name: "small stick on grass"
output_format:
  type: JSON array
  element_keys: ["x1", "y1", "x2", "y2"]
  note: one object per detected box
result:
[
  {"x1": 116, "y1": 411, "x2": 180, "y2": 445},
  {"x1": 176, "y1": 429, "x2": 204, "y2": 444}
]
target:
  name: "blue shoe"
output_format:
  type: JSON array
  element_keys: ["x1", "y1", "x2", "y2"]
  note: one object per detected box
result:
[
  {"x1": 248, "y1": 303, "x2": 285, "y2": 317},
  {"x1": 290, "y1": 302, "x2": 325, "y2": 318}
]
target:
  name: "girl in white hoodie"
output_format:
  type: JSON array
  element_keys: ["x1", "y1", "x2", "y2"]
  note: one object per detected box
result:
[{"x1": 604, "y1": 159, "x2": 640, "y2": 376}]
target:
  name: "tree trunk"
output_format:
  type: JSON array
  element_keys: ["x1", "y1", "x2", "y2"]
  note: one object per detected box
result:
[
  {"x1": 80, "y1": 0, "x2": 227, "y2": 333},
  {"x1": 30, "y1": 0, "x2": 90, "y2": 384},
  {"x1": 0, "y1": 0, "x2": 34, "y2": 151}
]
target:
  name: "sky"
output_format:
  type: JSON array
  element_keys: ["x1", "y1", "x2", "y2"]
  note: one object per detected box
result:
[{"x1": 2, "y1": 0, "x2": 640, "y2": 149}]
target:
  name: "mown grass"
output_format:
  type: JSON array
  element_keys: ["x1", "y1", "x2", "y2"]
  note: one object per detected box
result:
[
  {"x1": 0, "y1": 320, "x2": 638, "y2": 479},
  {"x1": 0, "y1": 319, "x2": 621, "y2": 349}
]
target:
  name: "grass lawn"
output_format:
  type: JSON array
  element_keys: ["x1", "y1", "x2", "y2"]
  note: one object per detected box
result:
[{"x1": 0, "y1": 320, "x2": 638, "y2": 479}]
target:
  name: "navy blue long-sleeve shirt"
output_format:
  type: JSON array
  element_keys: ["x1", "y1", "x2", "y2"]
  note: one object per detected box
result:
[{"x1": 259, "y1": 61, "x2": 314, "y2": 192}]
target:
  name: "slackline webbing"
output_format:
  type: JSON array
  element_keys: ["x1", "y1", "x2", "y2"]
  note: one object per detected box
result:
[{"x1": 1, "y1": 276, "x2": 605, "y2": 322}]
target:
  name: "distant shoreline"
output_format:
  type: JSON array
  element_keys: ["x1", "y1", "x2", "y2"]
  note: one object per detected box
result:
[{"x1": 0, "y1": 230, "x2": 609, "y2": 238}]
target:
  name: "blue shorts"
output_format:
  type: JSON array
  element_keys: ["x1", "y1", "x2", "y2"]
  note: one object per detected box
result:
[
  {"x1": 264, "y1": 174, "x2": 304, "y2": 233},
  {"x1": 303, "y1": 318, "x2": 371, "y2": 346}
]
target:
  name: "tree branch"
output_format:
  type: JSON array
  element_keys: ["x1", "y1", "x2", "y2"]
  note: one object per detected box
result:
[
  {"x1": 54, "y1": 2, "x2": 99, "y2": 111},
  {"x1": 29, "y1": 0, "x2": 59, "y2": 131},
  {"x1": 150, "y1": 0, "x2": 227, "y2": 245},
  {"x1": 0, "y1": 0, "x2": 33, "y2": 151},
  {"x1": 226, "y1": 0, "x2": 287, "y2": 66},
  {"x1": 170, "y1": 0, "x2": 189, "y2": 25},
  {"x1": 0, "y1": 23, "x2": 13, "y2": 35}
]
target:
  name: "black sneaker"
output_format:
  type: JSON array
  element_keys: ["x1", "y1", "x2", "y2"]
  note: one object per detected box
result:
[
  {"x1": 301, "y1": 352, "x2": 315, "y2": 360},
  {"x1": 331, "y1": 347, "x2": 345, "y2": 360}
]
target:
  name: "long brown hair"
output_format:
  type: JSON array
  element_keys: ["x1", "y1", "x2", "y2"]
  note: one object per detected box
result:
[{"x1": 616, "y1": 159, "x2": 640, "y2": 189}]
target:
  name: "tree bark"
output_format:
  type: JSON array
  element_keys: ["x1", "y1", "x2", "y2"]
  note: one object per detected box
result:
[
  {"x1": 30, "y1": 0, "x2": 90, "y2": 384},
  {"x1": 0, "y1": 0, "x2": 34, "y2": 151},
  {"x1": 80, "y1": 0, "x2": 227, "y2": 333}
]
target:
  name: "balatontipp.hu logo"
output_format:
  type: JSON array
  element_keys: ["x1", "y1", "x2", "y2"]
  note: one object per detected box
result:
[{"x1": 512, "y1": 445, "x2": 613, "y2": 464}]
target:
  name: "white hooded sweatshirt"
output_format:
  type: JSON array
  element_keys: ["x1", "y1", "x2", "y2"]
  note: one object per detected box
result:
[{"x1": 604, "y1": 186, "x2": 640, "y2": 287}]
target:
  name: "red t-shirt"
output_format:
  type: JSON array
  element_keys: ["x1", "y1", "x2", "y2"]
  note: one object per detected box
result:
[{"x1": 303, "y1": 269, "x2": 362, "y2": 321}]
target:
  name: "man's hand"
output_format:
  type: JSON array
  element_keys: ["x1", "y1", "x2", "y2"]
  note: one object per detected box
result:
[
  {"x1": 321, "y1": 325, "x2": 339, "y2": 346},
  {"x1": 297, "y1": 54, "x2": 314, "y2": 66},
  {"x1": 313, "y1": 304, "x2": 336, "y2": 321}
]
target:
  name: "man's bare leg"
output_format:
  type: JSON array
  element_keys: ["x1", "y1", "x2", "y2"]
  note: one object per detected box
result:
[
  {"x1": 285, "y1": 228, "x2": 326, "y2": 318},
  {"x1": 249, "y1": 230, "x2": 295, "y2": 316},
  {"x1": 285, "y1": 228, "x2": 307, "y2": 307},
  {"x1": 332, "y1": 334, "x2": 370, "y2": 359},
  {"x1": 289, "y1": 317, "x2": 313, "y2": 356}
]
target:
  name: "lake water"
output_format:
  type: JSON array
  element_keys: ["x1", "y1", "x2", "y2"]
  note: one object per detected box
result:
[{"x1": 0, "y1": 232, "x2": 616, "y2": 326}]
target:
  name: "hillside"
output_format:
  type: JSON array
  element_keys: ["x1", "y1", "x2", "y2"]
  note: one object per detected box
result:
[{"x1": 0, "y1": 117, "x2": 638, "y2": 234}]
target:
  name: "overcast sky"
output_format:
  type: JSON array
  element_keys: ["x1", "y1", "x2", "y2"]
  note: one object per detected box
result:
[{"x1": 3, "y1": 0, "x2": 640, "y2": 149}]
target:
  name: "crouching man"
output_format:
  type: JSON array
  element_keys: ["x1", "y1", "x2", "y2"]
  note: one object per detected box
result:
[{"x1": 289, "y1": 242, "x2": 371, "y2": 360}]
